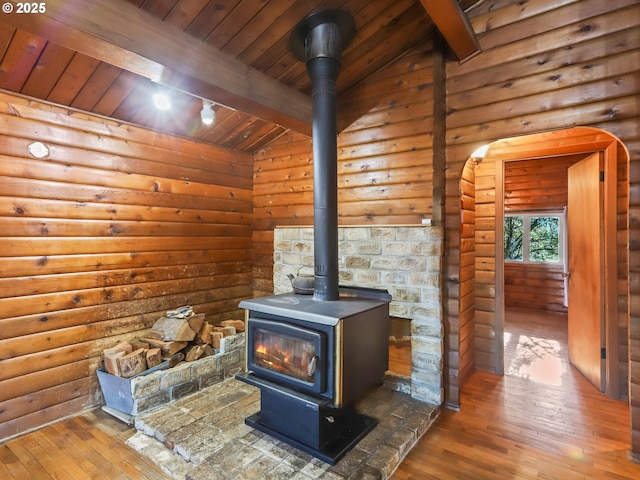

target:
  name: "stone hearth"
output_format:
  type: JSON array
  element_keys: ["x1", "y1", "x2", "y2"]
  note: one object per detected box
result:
[{"x1": 127, "y1": 378, "x2": 438, "y2": 479}]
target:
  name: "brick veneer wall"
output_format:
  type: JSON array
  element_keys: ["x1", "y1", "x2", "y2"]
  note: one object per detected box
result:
[{"x1": 273, "y1": 226, "x2": 444, "y2": 405}]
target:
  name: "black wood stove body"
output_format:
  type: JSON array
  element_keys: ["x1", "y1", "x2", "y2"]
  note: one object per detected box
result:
[{"x1": 236, "y1": 287, "x2": 391, "y2": 464}]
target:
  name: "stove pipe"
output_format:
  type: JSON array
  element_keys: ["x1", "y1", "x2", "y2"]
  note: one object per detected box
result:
[{"x1": 291, "y1": 10, "x2": 355, "y2": 301}]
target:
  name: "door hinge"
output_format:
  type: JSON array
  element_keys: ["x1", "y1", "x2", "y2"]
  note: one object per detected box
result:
[
  {"x1": 601, "y1": 347, "x2": 606, "y2": 359},
  {"x1": 600, "y1": 171, "x2": 605, "y2": 182}
]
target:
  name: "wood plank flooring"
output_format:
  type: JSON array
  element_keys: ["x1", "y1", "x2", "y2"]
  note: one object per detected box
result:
[
  {"x1": 2, "y1": 308, "x2": 639, "y2": 479},
  {"x1": 393, "y1": 308, "x2": 640, "y2": 479},
  {"x1": 0, "y1": 409, "x2": 170, "y2": 479}
]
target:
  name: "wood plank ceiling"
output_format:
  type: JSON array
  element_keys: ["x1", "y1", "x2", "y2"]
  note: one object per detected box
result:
[{"x1": 0, "y1": 0, "x2": 479, "y2": 154}]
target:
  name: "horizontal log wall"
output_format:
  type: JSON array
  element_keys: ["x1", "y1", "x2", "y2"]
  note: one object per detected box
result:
[
  {"x1": 458, "y1": 163, "x2": 476, "y2": 388},
  {"x1": 444, "y1": 0, "x2": 638, "y2": 415},
  {"x1": 473, "y1": 158, "x2": 497, "y2": 372},
  {"x1": 252, "y1": 41, "x2": 435, "y2": 297},
  {"x1": 0, "y1": 92, "x2": 253, "y2": 442},
  {"x1": 504, "y1": 156, "x2": 584, "y2": 212},
  {"x1": 504, "y1": 264, "x2": 566, "y2": 313}
]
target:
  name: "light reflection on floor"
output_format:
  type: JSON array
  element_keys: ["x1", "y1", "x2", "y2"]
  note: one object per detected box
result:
[{"x1": 504, "y1": 331, "x2": 566, "y2": 386}]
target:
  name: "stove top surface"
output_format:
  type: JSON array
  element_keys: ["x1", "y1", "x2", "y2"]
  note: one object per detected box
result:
[{"x1": 239, "y1": 288, "x2": 390, "y2": 326}]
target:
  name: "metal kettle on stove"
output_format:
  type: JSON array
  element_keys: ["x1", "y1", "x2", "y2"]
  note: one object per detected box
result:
[{"x1": 287, "y1": 267, "x2": 314, "y2": 295}]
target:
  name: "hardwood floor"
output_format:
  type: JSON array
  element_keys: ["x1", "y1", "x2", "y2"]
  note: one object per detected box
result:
[
  {"x1": 2, "y1": 308, "x2": 639, "y2": 479},
  {"x1": 0, "y1": 410, "x2": 170, "y2": 479},
  {"x1": 393, "y1": 308, "x2": 640, "y2": 479}
]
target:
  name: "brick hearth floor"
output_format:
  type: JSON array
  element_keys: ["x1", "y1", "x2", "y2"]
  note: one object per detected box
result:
[{"x1": 126, "y1": 377, "x2": 439, "y2": 480}]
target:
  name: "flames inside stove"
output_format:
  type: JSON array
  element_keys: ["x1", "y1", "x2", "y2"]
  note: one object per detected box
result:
[{"x1": 253, "y1": 328, "x2": 317, "y2": 381}]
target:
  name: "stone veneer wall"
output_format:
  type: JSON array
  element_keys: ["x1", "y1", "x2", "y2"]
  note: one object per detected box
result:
[
  {"x1": 110, "y1": 333, "x2": 245, "y2": 417},
  {"x1": 273, "y1": 226, "x2": 444, "y2": 405}
]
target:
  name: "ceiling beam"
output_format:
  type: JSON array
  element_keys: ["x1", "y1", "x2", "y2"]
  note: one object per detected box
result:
[
  {"x1": 419, "y1": 0, "x2": 481, "y2": 62},
  {"x1": 0, "y1": 0, "x2": 313, "y2": 134}
]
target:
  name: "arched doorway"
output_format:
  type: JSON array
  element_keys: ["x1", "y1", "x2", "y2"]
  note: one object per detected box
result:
[{"x1": 457, "y1": 127, "x2": 629, "y2": 399}]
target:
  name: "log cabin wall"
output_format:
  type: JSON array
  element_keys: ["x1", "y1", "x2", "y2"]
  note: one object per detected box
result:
[
  {"x1": 473, "y1": 155, "x2": 498, "y2": 372},
  {"x1": 458, "y1": 162, "x2": 476, "y2": 389},
  {"x1": 503, "y1": 156, "x2": 585, "y2": 313},
  {"x1": 504, "y1": 264, "x2": 565, "y2": 313},
  {"x1": 443, "y1": 0, "x2": 638, "y2": 436},
  {"x1": 252, "y1": 40, "x2": 436, "y2": 297},
  {"x1": 0, "y1": 92, "x2": 253, "y2": 442}
]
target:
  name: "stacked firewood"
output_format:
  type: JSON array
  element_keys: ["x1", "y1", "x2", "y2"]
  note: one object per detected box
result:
[{"x1": 102, "y1": 306, "x2": 245, "y2": 378}]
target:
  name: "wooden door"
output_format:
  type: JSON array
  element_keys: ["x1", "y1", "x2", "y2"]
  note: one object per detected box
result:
[{"x1": 567, "y1": 152, "x2": 604, "y2": 391}]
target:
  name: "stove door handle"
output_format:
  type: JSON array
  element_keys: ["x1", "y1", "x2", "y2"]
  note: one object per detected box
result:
[{"x1": 307, "y1": 355, "x2": 317, "y2": 377}]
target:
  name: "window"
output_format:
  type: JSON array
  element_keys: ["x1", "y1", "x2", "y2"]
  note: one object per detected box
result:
[{"x1": 504, "y1": 212, "x2": 564, "y2": 264}]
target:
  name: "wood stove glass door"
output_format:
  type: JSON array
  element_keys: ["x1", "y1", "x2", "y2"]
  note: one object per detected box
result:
[{"x1": 248, "y1": 318, "x2": 326, "y2": 394}]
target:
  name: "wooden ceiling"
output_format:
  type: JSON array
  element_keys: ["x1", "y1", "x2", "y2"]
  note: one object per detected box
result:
[{"x1": 0, "y1": 0, "x2": 479, "y2": 153}]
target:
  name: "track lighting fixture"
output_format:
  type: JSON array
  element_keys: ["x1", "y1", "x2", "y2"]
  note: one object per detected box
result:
[{"x1": 201, "y1": 100, "x2": 215, "y2": 125}]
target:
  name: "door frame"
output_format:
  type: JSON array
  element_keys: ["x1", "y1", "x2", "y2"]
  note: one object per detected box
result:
[{"x1": 492, "y1": 130, "x2": 620, "y2": 396}]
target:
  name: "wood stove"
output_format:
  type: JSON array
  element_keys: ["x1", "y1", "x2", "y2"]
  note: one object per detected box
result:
[
  {"x1": 236, "y1": 287, "x2": 391, "y2": 464},
  {"x1": 236, "y1": 9, "x2": 391, "y2": 464}
]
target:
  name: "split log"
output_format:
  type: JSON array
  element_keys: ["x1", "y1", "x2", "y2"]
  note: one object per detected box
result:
[
  {"x1": 130, "y1": 338, "x2": 150, "y2": 350},
  {"x1": 220, "y1": 319, "x2": 245, "y2": 332},
  {"x1": 145, "y1": 348, "x2": 162, "y2": 368},
  {"x1": 184, "y1": 345, "x2": 205, "y2": 362},
  {"x1": 141, "y1": 338, "x2": 188, "y2": 356},
  {"x1": 195, "y1": 322, "x2": 213, "y2": 345},
  {"x1": 103, "y1": 342, "x2": 132, "y2": 376},
  {"x1": 151, "y1": 316, "x2": 196, "y2": 342},
  {"x1": 118, "y1": 348, "x2": 147, "y2": 378},
  {"x1": 103, "y1": 350, "x2": 126, "y2": 376},
  {"x1": 103, "y1": 341, "x2": 132, "y2": 357},
  {"x1": 202, "y1": 345, "x2": 214, "y2": 357},
  {"x1": 211, "y1": 331, "x2": 224, "y2": 350},
  {"x1": 167, "y1": 352, "x2": 185, "y2": 368},
  {"x1": 187, "y1": 313, "x2": 205, "y2": 334},
  {"x1": 145, "y1": 330, "x2": 164, "y2": 340},
  {"x1": 214, "y1": 326, "x2": 236, "y2": 337}
]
